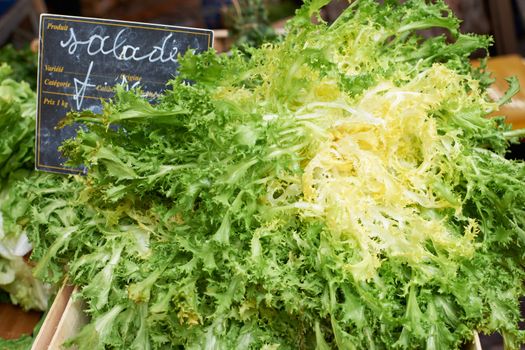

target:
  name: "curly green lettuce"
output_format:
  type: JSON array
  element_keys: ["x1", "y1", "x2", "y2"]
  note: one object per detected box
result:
[
  {"x1": 14, "y1": 0, "x2": 525, "y2": 349},
  {"x1": 0, "y1": 63, "x2": 52, "y2": 312}
]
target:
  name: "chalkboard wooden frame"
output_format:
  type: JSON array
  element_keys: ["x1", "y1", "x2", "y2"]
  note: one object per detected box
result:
[{"x1": 36, "y1": 14, "x2": 213, "y2": 174}]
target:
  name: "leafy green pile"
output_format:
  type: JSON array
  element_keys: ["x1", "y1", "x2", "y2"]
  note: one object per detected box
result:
[
  {"x1": 0, "y1": 44, "x2": 38, "y2": 90},
  {"x1": 13, "y1": 0, "x2": 525, "y2": 349},
  {"x1": 0, "y1": 334, "x2": 34, "y2": 350},
  {"x1": 223, "y1": 0, "x2": 278, "y2": 49},
  {"x1": 0, "y1": 64, "x2": 35, "y2": 181},
  {"x1": 0, "y1": 63, "x2": 52, "y2": 312}
]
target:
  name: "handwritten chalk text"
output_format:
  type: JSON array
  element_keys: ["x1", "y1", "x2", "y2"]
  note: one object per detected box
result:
[{"x1": 60, "y1": 28, "x2": 179, "y2": 63}]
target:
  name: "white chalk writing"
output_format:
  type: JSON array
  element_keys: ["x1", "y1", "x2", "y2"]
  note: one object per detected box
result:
[
  {"x1": 60, "y1": 28, "x2": 179, "y2": 63},
  {"x1": 73, "y1": 60, "x2": 95, "y2": 109}
]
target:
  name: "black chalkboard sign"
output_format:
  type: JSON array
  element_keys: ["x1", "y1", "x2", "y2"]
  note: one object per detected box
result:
[{"x1": 36, "y1": 14, "x2": 213, "y2": 174}]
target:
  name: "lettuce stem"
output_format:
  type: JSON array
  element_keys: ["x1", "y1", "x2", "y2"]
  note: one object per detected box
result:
[{"x1": 503, "y1": 128, "x2": 525, "y2": 140}]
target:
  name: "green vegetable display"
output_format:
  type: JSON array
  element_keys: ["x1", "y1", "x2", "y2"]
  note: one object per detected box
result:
[
  {"x1": 0, "y1": 334, "x2": 34, "y2": 350},
  {"x1": 13, "y1": 0, "x2": 525, "y2": 349},
  {"x1": 0, "y1": 44, "x2": 38, "y2": 90},
  {"x1": 224, "y1": 0, "x2": 278, "y2": 49},
  {"x1": 0, "y1": 64, "x2": 35, "y2": 181},
  {"x1": 0, "y1": 63, "x2": 52, "y2": 312}
]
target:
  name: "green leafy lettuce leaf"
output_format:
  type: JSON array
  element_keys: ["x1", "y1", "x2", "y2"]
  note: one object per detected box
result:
[{"x1": 13, "y1": 0, "x2": 525, "y2": 349}]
